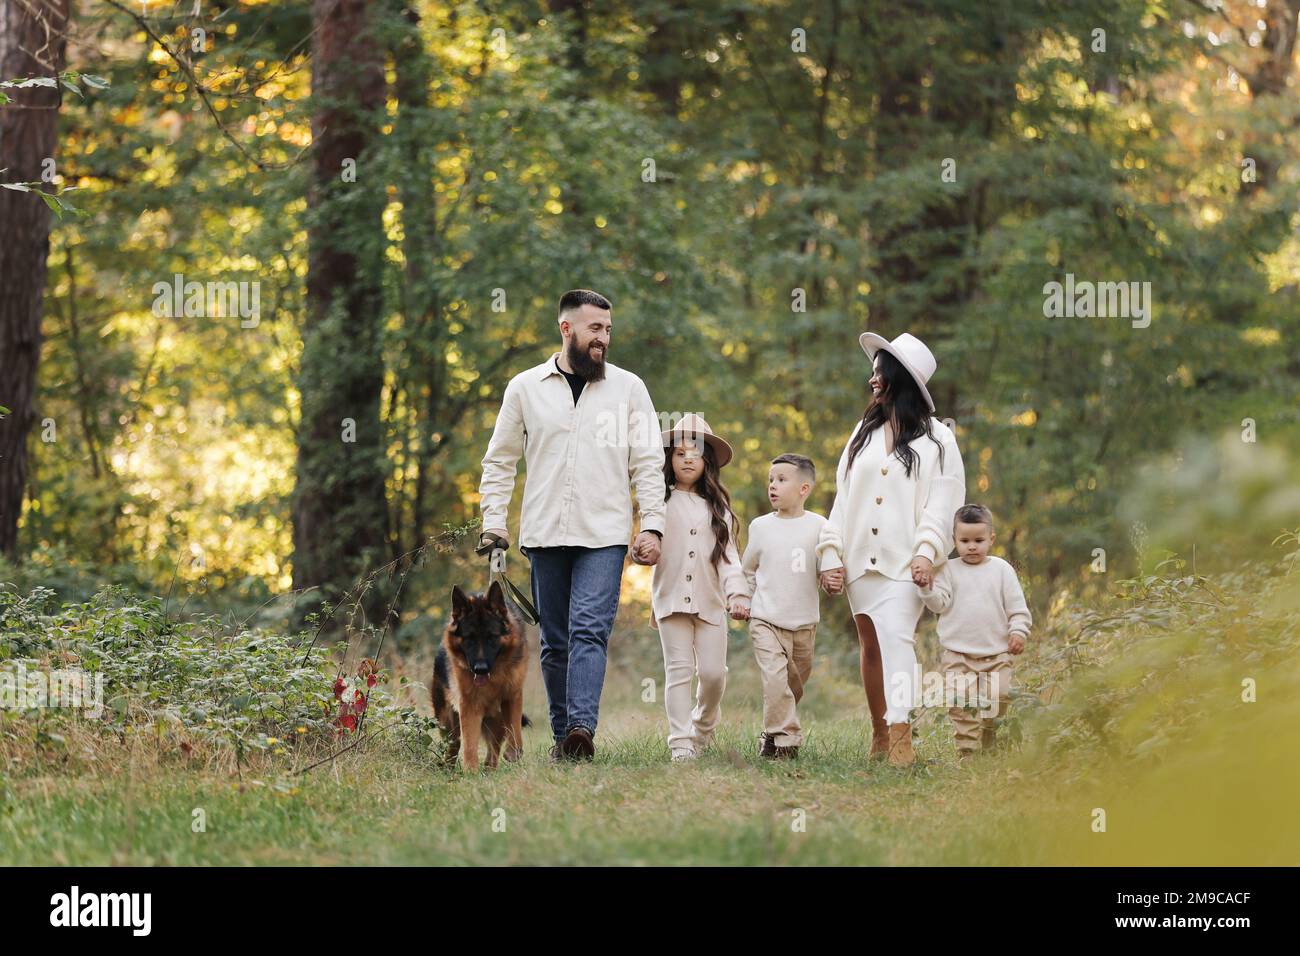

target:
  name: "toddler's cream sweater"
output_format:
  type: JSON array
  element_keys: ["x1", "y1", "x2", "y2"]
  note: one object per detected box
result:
[{"x1": 918, "y1": 555, "x2": 1032, "y2": 656}]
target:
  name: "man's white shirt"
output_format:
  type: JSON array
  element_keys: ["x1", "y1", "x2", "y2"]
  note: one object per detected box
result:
[{"x1": 479, "y1": 353, "x2": 667, "y2": 549}]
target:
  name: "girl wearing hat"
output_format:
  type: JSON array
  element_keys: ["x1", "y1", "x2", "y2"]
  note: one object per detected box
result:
[
  {"x1": 817, "y1": 333, "x2": 966, "y2": 767},
  {"x1": 644, "y1": 413, "x2": 750, "y2": 761}
]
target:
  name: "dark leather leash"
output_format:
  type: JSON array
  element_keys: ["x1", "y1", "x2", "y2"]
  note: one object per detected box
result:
[{"x1": 475, "y1": 531, "x2": 539, "y2": 626}]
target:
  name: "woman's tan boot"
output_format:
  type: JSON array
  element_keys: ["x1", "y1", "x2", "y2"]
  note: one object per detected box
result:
[
  {"x1": 887, "y1": 722, "x2": 915, "y2": 767},
  {"x1": 869, "y1": 718, "x2": 890, "y2": 761}
]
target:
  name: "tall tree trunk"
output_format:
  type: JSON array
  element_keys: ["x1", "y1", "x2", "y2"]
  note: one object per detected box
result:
[
  {"x1": 0, "y1": 0, "x2": 69, "y2": 559},
  {"x1": 643, "y1": 1, "x2": 686, "y2": 114},
  {"x1": 549, "y1": 0, "x2": 591, "y2": 220},
  {"x1": 292, "y1": 0, "x2": 389, "y2": 622},
  {"x1": 388, "y1": 0, "x2": 444, "y2": 557}
]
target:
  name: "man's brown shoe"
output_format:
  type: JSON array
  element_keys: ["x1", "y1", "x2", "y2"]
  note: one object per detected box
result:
[
  {"x1": 887, "y1": 722, "x2": 915, "y2": 767},
  {"x1": 561, "y1": 726, "x2": 595, "y2": 761},
  {"x1": 869, "y1": 718, "x2": 889, "y2": 761},
  {"x1": 758, "y1": 733, "x2": 777, "y2": 759},
  {"x1": 774, "y1": 744, "x2": 799, "y2": 760}
]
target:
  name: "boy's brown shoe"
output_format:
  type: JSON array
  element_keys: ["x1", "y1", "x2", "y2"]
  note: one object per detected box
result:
[
  {"x1": 775, "y1": 745, "x2": 799, "y2": 760},
  {"x1": 869, "y1": 718, "x2": 890, "y2": 761},
  {"x1": 887, "y1": 722, "x2": 915, "y2": 767},
  {"x1": 758, "y1": 733, "x2": 777, "y2": 759}
]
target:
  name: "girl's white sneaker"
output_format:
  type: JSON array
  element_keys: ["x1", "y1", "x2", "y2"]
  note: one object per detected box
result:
[{"x1": 671, "y1": 747, "x2": 697, "y2": 762}]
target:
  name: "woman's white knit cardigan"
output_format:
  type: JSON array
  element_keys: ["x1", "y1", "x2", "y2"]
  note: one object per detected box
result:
[{"x1": 816, "y1": 418, "x2": 967, "y2": 583}]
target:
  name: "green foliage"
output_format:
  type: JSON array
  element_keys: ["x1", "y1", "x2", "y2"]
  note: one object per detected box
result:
[
  {"x1": 0, "y1": 585, "x2": 419, "y2": 763},
  {"x1": 0, "y1": 71, "x2": 108, "y2": 104},
  {"x1": 16, "y1": 0, "x2": 1300, "y2": 622},
  {"x1": 1011, "y1": 532, "x2": 1298, "y2": 786},
  {"x1": 1, "y1": 71, "x2": 107, "y2": 215}
]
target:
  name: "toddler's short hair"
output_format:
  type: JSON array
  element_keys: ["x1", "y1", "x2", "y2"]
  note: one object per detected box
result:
[
  {"x1": 954, "y1": 503, "x2": 994, "y2": 529},
  {"x1": 771, "y1": 453, "x2": 815, "y2": 484}
]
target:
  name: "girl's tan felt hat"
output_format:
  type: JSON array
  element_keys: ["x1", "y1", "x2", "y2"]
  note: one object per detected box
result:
[
  {"x1": 858, "y1": 331, "x2": 937, "y2": 413},
  {"x1": 661, "y1": 413, "x2": 733, "y2": 468}
]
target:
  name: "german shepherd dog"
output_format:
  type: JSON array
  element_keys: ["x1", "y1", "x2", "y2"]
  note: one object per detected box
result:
[{"x1": 431, "y1": 581, "x2": 528, "y2": 770}]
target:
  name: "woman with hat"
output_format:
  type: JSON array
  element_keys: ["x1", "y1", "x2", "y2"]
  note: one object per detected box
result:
[
  {"x1": 816, "y1": 333, "x2": 967, "y2": 767},
  {"x1": 646, "y1": 413, "x2": 750, "y2": 761}
]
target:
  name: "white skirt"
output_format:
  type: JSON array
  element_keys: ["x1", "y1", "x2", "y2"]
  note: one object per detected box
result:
[{"x1": 846, "y1": 571, "x2": 924, "y2": 723}]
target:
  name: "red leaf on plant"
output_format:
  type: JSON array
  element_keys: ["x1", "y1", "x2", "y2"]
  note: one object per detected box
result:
[
  {"x1": 353, "y1": 693, "x2": 367, "y2": 714},
  {"x1": 367, "y1": 674, "x2": 376, "y2": 687},
  {"x1": 332, "y1": 677, "x2": 345, "y2": 699},
  {"x1": 339, "y1": 713, "x2": 357, "y2": 732}
]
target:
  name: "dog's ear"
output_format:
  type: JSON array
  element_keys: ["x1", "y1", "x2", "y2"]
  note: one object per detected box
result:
[
  {"x1": 485, "y1": 579, "x2": 506, "y2": 612},
  {"x1": 451, "y1": 585, "x2": 471, "y2": 620}
]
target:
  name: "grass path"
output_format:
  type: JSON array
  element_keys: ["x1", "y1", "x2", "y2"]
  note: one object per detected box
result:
[
  {"x1": 6, "y1": 698, "x2": 1298, "y2": 866},
  {"x1": 5, "y1": 598, "x2": 1298, "y2": 866},
  {"x1": 4, "y1": 711, "x2": 1072, "y2": 866}
]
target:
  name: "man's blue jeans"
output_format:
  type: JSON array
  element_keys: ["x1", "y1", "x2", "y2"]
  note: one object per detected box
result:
[{"x1": 522, "y1": 544, "x2": 626, "y2": 742}]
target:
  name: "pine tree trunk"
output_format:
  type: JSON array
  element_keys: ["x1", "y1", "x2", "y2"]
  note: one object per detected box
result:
[
  {"x1": 0, "y1": 0, "x2": 69, "y2": 559},
  {"x1": 291, "y1": 0, "x2": 390, "y2": 621}
]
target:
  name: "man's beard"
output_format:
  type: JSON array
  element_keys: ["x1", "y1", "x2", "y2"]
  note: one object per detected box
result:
[{"x1": 566, "y1": 337, "x2": 607, "y2": 381}]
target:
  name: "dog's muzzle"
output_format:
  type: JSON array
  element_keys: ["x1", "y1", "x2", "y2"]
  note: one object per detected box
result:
[{"x1": 472, "y1": 664, "x2": 491, "y2": 686}]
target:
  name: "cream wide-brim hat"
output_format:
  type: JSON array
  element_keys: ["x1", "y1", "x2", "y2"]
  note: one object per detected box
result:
[
  {"x1": 859, "y1": 331, "x2": 937, "y2": 413},
  {"x1": 661, "y1": 412, "x2": 733, "y2": 469}
]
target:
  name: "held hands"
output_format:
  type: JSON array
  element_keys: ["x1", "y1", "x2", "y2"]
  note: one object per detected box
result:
[
  {"x1": 910, "y1": 556, "x2": 934, "y2": 589},
  {"x1": 631, "y1": 531, "x2": 661, "y2": 566},
  {"x1": 729, "y1": 596, "x2": 751, "y2": 621},
  {"x1": 819, "y1": 568, "x2": 845, "y2": 595},
  {"x1": 1008, "y1": 633, "x2": 1026, "y2": 655}
]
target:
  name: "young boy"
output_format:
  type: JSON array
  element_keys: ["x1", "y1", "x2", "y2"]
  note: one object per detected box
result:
[
  {"x1": 917, "y1": 504, "x2": 1032, "y2": 762},
  {"x1": 733, "y1": 454, "x2": 837, "y2": 760}
]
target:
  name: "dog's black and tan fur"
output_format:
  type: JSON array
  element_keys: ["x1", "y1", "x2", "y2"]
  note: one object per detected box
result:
[{"x1": 432, "y1": 581, "x2": 528, "y2": 770}]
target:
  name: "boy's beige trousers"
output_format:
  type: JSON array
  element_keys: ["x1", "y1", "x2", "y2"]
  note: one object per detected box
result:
[
  {"x1": 748, "y1": 618, "x2": 817, "y2": 746},
  {"x1": 942, "y1": 648, "x2": 1013, "y2": 753}
]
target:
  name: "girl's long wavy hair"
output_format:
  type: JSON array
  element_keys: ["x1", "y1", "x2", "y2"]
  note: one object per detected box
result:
[
  {"x1": 662, "y1": 440, "x2": 738, "y2": 568},
  {"x1": 846, "y1": 349, "x2": 945, "y2": 478}
]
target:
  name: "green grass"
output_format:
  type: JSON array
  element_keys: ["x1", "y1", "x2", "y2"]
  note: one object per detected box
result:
[
  {"x1": 5, "y1": 555, "x2": 1298, "y2": 867},
  {"x1": 5, "y1": 670, "x2": 1297, "y2": 865},
  {"x1": 1, "y1": 714, "x2": 1051, "y2": 866}
]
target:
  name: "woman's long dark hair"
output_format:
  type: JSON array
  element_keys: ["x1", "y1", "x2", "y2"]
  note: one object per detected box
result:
[
  {"x1": 662, "y1": 441, "x2": 738, "y2": 569},
  {"x1": 846, "y1": 350, "x2": 945, "y2": 478}
]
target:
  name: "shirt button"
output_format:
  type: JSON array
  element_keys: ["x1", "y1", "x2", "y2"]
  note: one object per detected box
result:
[
  {"x1": 881, "y1": 466, "x2": 888, "y2": 475},
  {"x1": 872, "y1": 528, "x2": 879, "y2": 535},
  {"x1": 876, "y1": 496, "x2": 883, "y2": 505},
  {"x1": 684, "y1": 596, "x2": 691, "y2": 603},
  {"x1": 685, "y1": 574, "x2": 692, "y2": 581},
  {"x1": 870, "y1": 557, "x2": 877, "y2": 564},
  {"x1": 688, "y1": 551, "x2": 695, "y2": 558},
  {"x1": 690, "y1": 528, "x2": 697, "y2": 535}
]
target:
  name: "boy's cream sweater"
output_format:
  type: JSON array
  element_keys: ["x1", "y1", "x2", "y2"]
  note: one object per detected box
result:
[
  {"x1": 740, "y1": 510, "x2": 830, "y2": 631},
  {"x1": 918, "y1": 555, "x2": 1032, "y2": 656}
]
